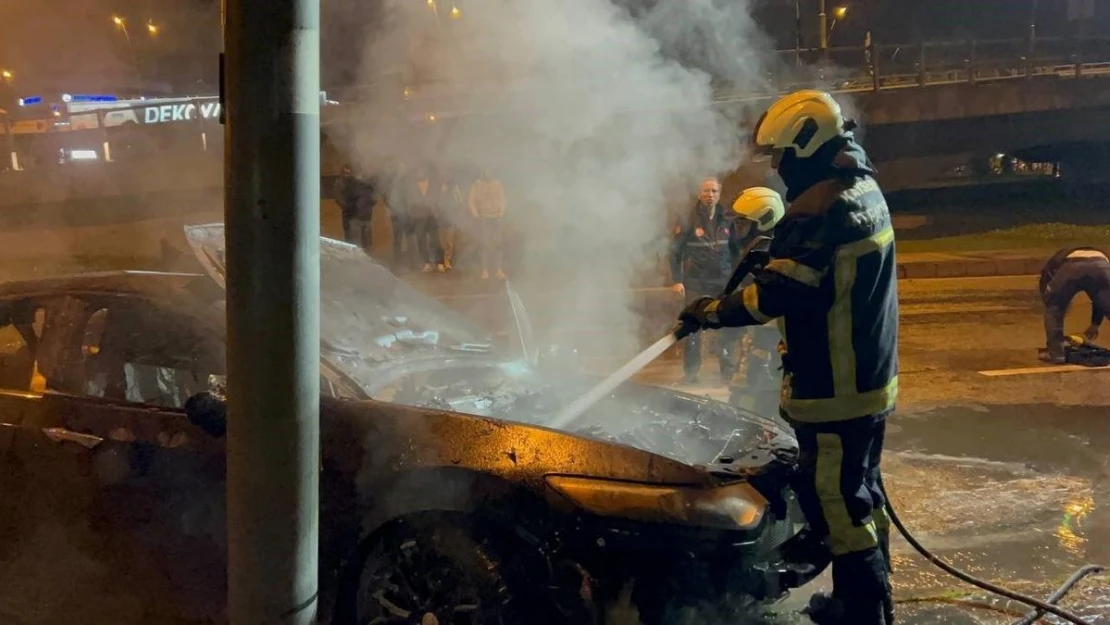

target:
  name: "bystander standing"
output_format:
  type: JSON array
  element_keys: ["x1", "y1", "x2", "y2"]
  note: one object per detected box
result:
[
  {"x1": 335, "y1": 165, "x2": 362, "y2": 247},
  {"x1": 438, "y1": 173, "x2": 468, "y2": 272},
  {"x1": 468, "y1": 170, "x2": 507, "y2": 281},
  {"x1": 408, "y1": 166, "x2": 444, "y2": 272},
  {"x1": 669, "y1": 176, "x2": 743, "y2": 386},
  {"x1": 351, "y1": 172, "x2": 376, "y2": 253},
  {"x1": 388, "y1": 165, "x2": 417, "y2": 271}
]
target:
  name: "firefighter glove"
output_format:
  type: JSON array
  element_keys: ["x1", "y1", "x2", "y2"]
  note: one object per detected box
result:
[{"x1": 679, "y1": 296, "x2": 724, "y2": 331}]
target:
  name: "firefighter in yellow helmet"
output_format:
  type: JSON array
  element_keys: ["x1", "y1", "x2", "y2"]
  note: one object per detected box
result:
[
  {"x1": 729, "y1": 187, "x2": 787, "y2": 417},
  {"x1": 678, "y1": 90, "x2": 898, "y2": 625}
]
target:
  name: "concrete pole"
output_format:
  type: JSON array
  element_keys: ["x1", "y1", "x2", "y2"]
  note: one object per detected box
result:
[
  {"x1": 1026, "y1": 0, "x2": 1039, "y2": 78},
  {"x1": 223, "y1": 0, "x2": 321, "y2": 621},
  {"x1": 794, "y1": 0, "x2": 802, "y2": 66},
  {"x1": 1029, "y1": 0, "x2": 1039, "y2": 49},
  {"x1": 818, "y1": 0, "x2": 828, "y2": 54}
]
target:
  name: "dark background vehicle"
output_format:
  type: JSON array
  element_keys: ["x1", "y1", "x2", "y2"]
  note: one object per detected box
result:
[{"x1": 0, "y1": 225, "x2": 810, "y2": 625}]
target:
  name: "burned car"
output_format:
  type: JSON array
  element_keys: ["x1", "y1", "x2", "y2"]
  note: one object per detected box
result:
[{"x1": 0, "y1": 224, "x2": 811, "y2": 625}]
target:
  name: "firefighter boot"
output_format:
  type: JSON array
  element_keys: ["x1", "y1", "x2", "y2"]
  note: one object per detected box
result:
[
  {"x1": 877, "y1": 530, "x2": 895, "y2": 624},
  {"x1": 804, "y1": 549, "x2": 890, "y2": 625},
  {"x1": 836, "y1": 548, "x2": 891, "y2": 625}
]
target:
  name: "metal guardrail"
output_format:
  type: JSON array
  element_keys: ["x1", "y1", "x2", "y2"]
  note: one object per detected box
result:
[{"x1": 708, "y1": 36, "x2": 1110, "y2": 103}]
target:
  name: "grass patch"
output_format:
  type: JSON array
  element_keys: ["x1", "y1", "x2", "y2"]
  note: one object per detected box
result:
[{"x1": 897, "y1": 223, "x2": 1110, "y2": 254}]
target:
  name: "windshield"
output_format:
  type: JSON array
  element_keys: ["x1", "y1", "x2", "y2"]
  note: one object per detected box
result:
[{"x1": 183, "y1": 224, "x2": 493, "y2": 393}]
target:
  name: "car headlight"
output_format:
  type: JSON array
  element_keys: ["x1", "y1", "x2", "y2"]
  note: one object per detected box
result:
[{"x1": 545, "y1": 475, "x2": 767, "y2": 531}]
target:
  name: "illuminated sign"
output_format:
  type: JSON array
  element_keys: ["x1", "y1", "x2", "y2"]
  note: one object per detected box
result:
[
  {"x1": 18, "y1": 96, "x2": 42, "y2": 106},
  {"x1": 143, "y1": 101, "x2": 221, "y2": 124},
  {"x1": 64, "y1": 94, "x2": 118, "y2": 103}
]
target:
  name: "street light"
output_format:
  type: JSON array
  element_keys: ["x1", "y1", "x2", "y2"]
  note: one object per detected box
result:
[
  {"x1": 1, "y1": 70, "x2": 12, "y2": 82},
  {"x1": 827, "y1": 5, "x2": 848, "y2": 45},
  {"x1": 112, "y1": 15, "x2": 134, "y2": 48},
  {"x1": 111, "y1": 15, "x2": 141, "y2": 82},
  {"x1": 147, "y1": 21, "x2": 159, "y2": 36},
  {"x1": 451, "y1": 5, "x2": 461, "y2": 19}
]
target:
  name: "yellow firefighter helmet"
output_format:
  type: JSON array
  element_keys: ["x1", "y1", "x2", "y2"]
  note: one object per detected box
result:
[
  {"x1": 732, "y1": 187, "x2": 785, "y2": 232},
  {"x1": 752, "y1": 90, "x2": 847, "y2": 159}
]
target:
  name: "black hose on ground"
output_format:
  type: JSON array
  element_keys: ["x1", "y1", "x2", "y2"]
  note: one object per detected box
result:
[
  {"x1": 1012, "y1": 565, "x2": 1106, "y2": 625},
  {"x1": 896, "y1": 596, "x2": 1027, "y2": 619},
  {"x1": 880, "y1": 475, "x2": 1103, "y2": 625}
]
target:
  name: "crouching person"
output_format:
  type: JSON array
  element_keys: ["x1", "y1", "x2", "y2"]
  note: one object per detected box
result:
[{"x1": 1039, "y1": 246, "x2": 1110, "y2": 363}]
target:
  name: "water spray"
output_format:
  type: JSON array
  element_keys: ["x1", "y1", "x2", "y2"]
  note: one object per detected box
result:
[{"x1": 549, "y1": 235, "x2": 771, "y2": 430}]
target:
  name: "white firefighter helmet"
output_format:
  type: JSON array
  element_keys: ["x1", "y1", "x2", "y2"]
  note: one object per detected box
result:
[
  {"x1": 752, "y1": 90, "x2": 847, "y2": 160},
  {"x1": 732, "y1": 187, "x2": 785, "y2": 232}
]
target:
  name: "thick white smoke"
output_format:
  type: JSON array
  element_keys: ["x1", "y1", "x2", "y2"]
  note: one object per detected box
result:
[{"x1": 334, "y1": 0, "x2": 778, "y2": 363}]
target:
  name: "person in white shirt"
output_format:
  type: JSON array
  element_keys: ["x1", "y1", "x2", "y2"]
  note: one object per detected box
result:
[{"x1": 467, "y1": 171, "x2": 507, "y2": 280}]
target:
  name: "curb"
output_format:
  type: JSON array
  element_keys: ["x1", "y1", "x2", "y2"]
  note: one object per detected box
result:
[
  {"x1": 422, "y1": 258, "x2": 1043, "y2": 301},
  {"x1": 896, "y1": 257, "x2": 1042, "y2": 280}
]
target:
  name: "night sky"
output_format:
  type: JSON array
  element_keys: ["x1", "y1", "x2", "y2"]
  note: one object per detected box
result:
[{"x1": 0, "y1": 0, "x2": 1105, "y2": 96}]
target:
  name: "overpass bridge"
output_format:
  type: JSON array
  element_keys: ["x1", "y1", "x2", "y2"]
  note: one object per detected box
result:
[{"x1": 3, "y1": 35, "x2": 1110, "y2": 215}]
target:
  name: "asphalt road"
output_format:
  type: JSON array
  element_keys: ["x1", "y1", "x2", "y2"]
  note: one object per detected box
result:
[{"x1": 628, "y1": 276, "x2": 1110, "y2": 624}]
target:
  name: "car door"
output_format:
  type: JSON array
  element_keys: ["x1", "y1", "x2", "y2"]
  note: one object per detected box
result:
[{"x1": 0, "y1": 292, "x2": 228, "y2": 625}]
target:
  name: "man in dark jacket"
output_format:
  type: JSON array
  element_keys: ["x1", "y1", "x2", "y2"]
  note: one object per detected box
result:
[
  {"x1": 669, "y1": 176, "x2": 745, "y2": 385},
  {"x1": 1038, "y1": 246, "x2": 1110, "y2": 363},
  {"x1": 388, "y1": 165, "x2": 417, "y2": 271},
  {"x1": 677, "y1": 91, "x2": 898, "y2": 625},
  {"x1": 406, "y1": 166, "x2": 443, "y2": 272},
  {"x1": 335, "y1": 165, "x2": 364, "y2": 246}
]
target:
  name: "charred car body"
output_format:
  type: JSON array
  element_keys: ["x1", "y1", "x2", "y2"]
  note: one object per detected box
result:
[{"x1": 0, "y1": 224, "x2": 812, "y2": 624}]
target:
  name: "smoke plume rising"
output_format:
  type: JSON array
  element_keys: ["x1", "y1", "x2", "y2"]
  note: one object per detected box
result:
[{"x1": 333, "y1": 0, "x2": 779, "y2": 364}]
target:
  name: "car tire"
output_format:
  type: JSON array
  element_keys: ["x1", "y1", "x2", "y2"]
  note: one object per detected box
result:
[{"x1": 348, "y1": 513, "x2": 555, "y2": 625}]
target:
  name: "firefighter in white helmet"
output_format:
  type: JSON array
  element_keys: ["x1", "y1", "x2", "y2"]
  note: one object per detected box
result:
[{"x1": 678, "y1": 90, "x2": 898, "y2": 625}]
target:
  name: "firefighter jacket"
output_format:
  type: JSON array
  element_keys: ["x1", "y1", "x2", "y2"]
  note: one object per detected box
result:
[
  {"x1": 704, "y1": 137, "x2": 899, "y2": 423},
  {"x1": 669, "y1": 203, "x2": 744, "y2": 288}
]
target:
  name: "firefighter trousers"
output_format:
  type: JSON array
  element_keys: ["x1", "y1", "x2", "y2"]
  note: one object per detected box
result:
[{"x1": 790, "y1": 412, "x2": 893, "y2": 624}]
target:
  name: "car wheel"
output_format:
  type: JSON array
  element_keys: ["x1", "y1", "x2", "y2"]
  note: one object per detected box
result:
[{"x1": 353, "y1": 515, "x2": 528, "y2": 625}]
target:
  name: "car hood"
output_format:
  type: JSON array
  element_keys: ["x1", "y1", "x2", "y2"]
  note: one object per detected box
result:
[{"x1": 184, "y1": 223, "x2": 796, "y2": 471}]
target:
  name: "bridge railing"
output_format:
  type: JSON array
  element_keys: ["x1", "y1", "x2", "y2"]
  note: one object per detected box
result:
[{"x1": 738, "y1": 35, "x2": 1110, "y2": 99}]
